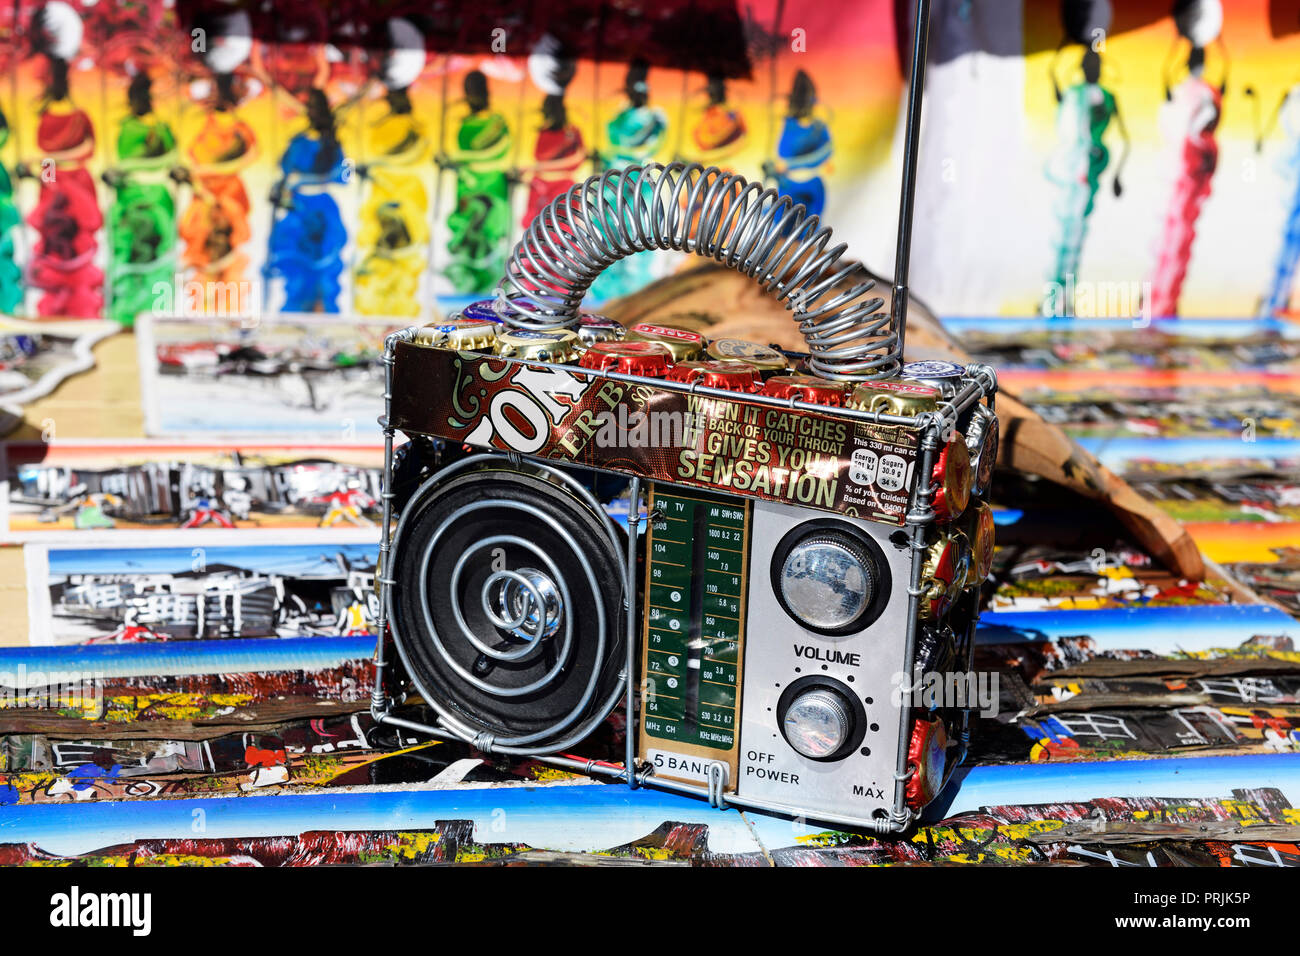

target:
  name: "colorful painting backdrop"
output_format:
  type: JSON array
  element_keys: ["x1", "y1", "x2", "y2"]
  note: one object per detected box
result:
[{"x1": 0, "y1": 1, "x2": 1296, "y2": 326}]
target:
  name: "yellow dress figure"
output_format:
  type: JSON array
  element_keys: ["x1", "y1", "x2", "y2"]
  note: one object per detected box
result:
[{"x1": 355, "y1": 88, "x2": 430, "y2": 317}]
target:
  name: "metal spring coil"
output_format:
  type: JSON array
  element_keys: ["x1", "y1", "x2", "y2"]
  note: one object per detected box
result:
[{"x1": 497, "y1": 161, "x2": 901, "y2": 381}]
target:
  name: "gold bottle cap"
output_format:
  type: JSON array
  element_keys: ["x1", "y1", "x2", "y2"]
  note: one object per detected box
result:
[
  {"x1": 444, "y1": 319, "x2": 500, "y2": 350},
  {"x1": 706, "y1": 338, "x2": 790, "y2": 371},
  {"x1": 846, "y1": 379, "x2": 941, "y2": 417},
  {"x1": 626, "y1": 322, "x2": 704, "y2": 362},
  {"x1": 412, "y1": 318, "x2": 497, "y2": 348},
  {"x1": 963, "y1": 501, "x2": 996, "y2": 588},
  {"x1": 496, "y1": 328, "x2": 579, "y2": 363}
]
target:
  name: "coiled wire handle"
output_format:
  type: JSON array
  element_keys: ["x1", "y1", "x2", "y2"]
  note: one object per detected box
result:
[{"x1": 497, "y1": 162, "x2": 901, "y2": 381}]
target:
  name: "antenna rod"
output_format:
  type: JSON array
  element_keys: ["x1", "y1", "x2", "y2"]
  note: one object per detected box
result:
[{"x1": 890, "y1": 0, "x2": 932, "y2": 365}]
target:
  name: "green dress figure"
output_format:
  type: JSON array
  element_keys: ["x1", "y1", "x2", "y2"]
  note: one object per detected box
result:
[
  {"x1": 0, "y1": 110, "x2": 22, "y2": 315},
  {"x1": 105, "y1": 74, "x2": 178, "y2": 326},
  {"x1": 443, "y1": 70, "x2": 512, "y2": 295},
  {"x1": 589, "y1": 61, "x2": 667, "y2": 303},
  {"x1": 1043, "y1": 49, "x2": 1128, "y2": 316}
]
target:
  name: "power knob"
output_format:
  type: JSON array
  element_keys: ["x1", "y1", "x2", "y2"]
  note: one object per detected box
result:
[{"x1": 779, "y1": 683, "x2": 856, "y2": 761}]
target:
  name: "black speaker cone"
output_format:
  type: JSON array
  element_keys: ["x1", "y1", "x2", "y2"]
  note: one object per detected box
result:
[{"x1": 389, "y1": 467, "x2": 626, "y2": 751}]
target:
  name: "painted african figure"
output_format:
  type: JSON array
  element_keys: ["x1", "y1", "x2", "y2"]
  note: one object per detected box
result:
[
  {"x1": 441, "y1": 69, "x2": 512, "y2": 295},
  {"x1": 265, "y1": 87, "x2": 353, "y2": 313},
  {"x1": 355, "y1": 86, "x2": 430, "y2": 317},
  {"x1": 104, "y1": 73, "x2": 178, "y2": 326},
  {"x1": 176, "y1": 72, "x2": 259, "y2": 311},
  {"x1": 0, "y1": 109, "x2": 22, "y2": 315},
  {"x1": 1256, "y1": 77, "x2": 1300, "y2": 317},
  {"x1": 354, "y1": 18, "x2": 429, "y2": 317},
  {"x1": 521, "y1": 93, "x2": 586, "y2": 230},
  {"x1": 1043, "y1": 48, "x2": 1129, "y2": 316},
  {"x1": 766, "y1": 70, "x2": 831, "y2": 221},
  {"x1": 21, "y1": 6, "x2": 103, "y2": 319},
  {"x1": 689, "y1": 74, "x2": 748, "y2": 171},
  {"x1": 1147, "y1": 44, "x2": 1223, "y2": 318},
  {"x1": 590, "y1": 60, "x2": 666, "y2": 302}
]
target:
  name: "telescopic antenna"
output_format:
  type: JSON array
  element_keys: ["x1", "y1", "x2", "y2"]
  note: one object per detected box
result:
[{"x1": 890, "y1": 0, "x2": 932, "y2": 364}]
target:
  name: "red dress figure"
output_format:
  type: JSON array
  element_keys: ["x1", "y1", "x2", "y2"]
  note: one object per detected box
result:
[
  {"x1": 24, "y1": 54, "x2": 103, "y2": 318},
  {"x1": 1146, "y1": 44, "x2": 1223, "y2": 318},
  {"x1": 522, "y1": 95, "x2": 586, "y2": 229}
]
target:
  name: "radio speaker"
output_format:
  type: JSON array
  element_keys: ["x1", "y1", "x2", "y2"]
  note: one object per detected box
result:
[{"x1": 389, "y1": 467, "x2": 626, "y2": 750}]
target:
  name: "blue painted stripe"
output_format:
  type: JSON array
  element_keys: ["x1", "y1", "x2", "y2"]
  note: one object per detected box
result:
[
  {"x1": 0, "y1": 636, "x2": 375, "y2": 686},
  {"x1": 1075, "y1": 436, "x2": 1300, "y2": 468},
  {"x1": 0, "y1": 783, "x2": 763, "y2": 858},
  {"x1": 977, "y1": 604, "x2": 1296, "y2": 654},
  {"x1": 5, "y1": 753, "x2": 1299, "y2": 856},
  {"x1": 931, "y1": 753, "x2": 1300, "y2": 821},
  {"x1": 942, "y1": 316, "x2": 1300, "y2": 339}
]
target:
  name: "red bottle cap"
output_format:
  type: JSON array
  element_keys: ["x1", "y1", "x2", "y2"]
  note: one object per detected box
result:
[
  {"x1": 578, "y1": 341, "x2": 672, "y2": 376},
  {"x1": 666, "y1": 360, "x2": 761, "y2": 392},
  {"x1": 759, "y1": 374, "x2": 847, "y2": 406},
  {"x1": 905, "y1": 717, "x2": 949, "y2": 808}
]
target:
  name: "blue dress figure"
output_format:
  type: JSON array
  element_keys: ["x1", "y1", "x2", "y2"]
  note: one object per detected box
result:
[
  {"x1": 767, "y1": 70, "x2": 831, "y2": 219},
  {"x1": 1258, "y1": 80, "x2": 1300, "y2": 318},
  {"x1": 266, "y1": 90, "x2": 349, "y2": 313}
]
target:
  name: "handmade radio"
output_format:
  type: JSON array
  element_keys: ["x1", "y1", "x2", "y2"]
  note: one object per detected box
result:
[{"x1": 370, "y1": 5, "x2": 996, "y2": 833}]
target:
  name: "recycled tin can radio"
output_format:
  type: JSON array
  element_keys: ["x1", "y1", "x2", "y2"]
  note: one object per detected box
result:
[{"x1": 370, "y1": 2, "x2": 997, "y2": 833}]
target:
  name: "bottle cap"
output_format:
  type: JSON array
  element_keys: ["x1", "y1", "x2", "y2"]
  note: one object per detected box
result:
[
  {"x1": 965, "y1": 405, "x2": 999, "y2": 498},
  {"x1": 413, "y1": 318, "x2": 497, "y2": 348},
  {"x1": 578, "y1": 313, "x2": 626, "y2": 346},
  {"x1": 577, "y1": 340, "x2": 672, "y2": 376},
  {"x1": 846, "y1": 379, "x2": 941, "y2": 417},
  {"x1": 901, "y1": 360, "x2": 966, "y2": 398},
  {"x1": 963, "y1": 500, "x2": 996, "y2": 589},
  {"x1": 496, "y1": 328, "x2": 579, "y2": 363},
  {"x1": 626, "y1": 322, "x2": 704, "y2": 362},
  {"x1": 920, "y1": 531, "x2": 970, "y2": 620},
  {"x1": 461, "y1": 298, "x2": 515, "y2": 324},
  {"x1": 759, "y1": 374, "x2": 848, "y2": 406},
  {"x1": 931, "y1": 436, "x2": 972, "y2": 521},
  {"x1": 706, "y1": 338, "x2": 790, "y2": 372},
  {"x1": 667, "y1": 360, "x2": 762, "y2": 392},
  {"x1": 905, "y1": 718, "x2": 949, "y2": 808}
]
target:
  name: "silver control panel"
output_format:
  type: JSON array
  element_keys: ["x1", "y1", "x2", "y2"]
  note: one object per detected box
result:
[{"x1": 735, "y1": 498, "x2": 915, "y2": 822}]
